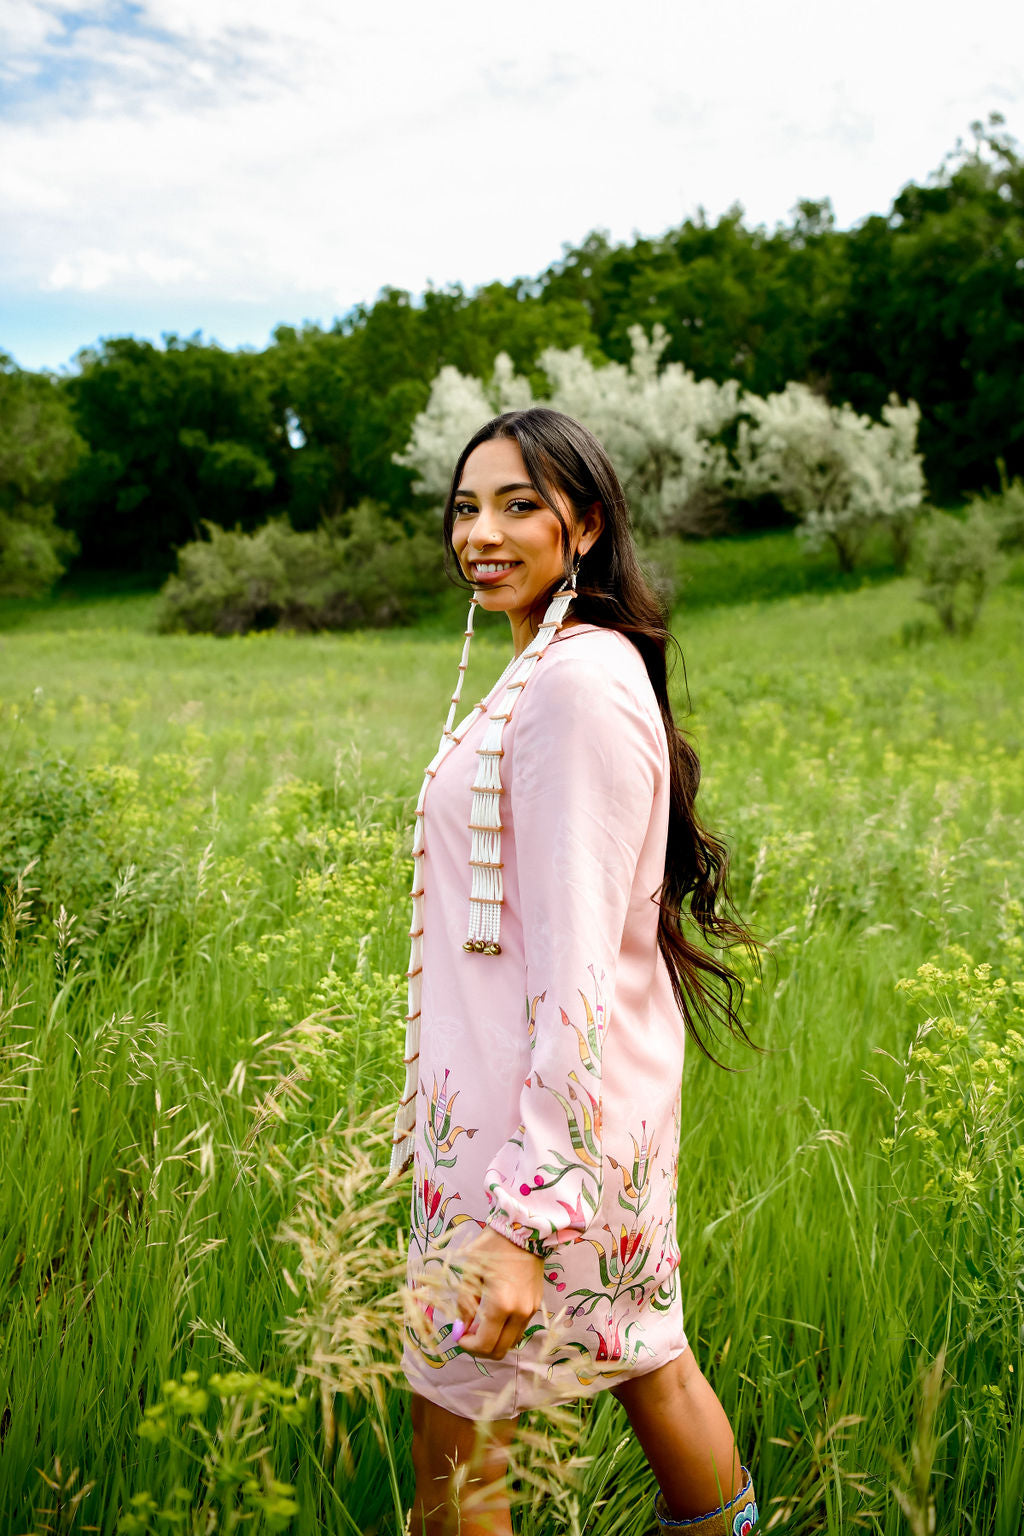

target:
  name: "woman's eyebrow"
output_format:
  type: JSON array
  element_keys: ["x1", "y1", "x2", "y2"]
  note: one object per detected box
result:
[{"x1": 454, "y1": 482, "x2": 536, "y2": 499}]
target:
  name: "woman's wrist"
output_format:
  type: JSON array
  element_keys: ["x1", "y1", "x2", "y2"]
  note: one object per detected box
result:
[{"x1": 484, "y1": 1210, "x2": 550, "y2": 1258}]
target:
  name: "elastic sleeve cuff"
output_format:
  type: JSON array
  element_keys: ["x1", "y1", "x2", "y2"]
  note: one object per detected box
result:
[{"x1": 484, "y1": 1209, "x2": 550, "y2": 1258}]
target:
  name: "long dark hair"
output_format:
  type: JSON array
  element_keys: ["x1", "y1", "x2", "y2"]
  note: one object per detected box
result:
[{"x1": 441, "y1": 406, "x2": 759, "y2": 1063}]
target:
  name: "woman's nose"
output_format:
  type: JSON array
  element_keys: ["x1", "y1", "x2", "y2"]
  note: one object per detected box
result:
[{"x1": 468, "y1": 509, "x2": 503, "y2": 549}]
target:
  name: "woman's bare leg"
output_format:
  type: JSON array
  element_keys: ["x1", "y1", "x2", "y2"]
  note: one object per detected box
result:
[
  {"x1": 410, "y1": 1392, "x2": 520, "y2": 1536},
  {"x1": 611, "y1": 1345, "x2": 744, "y2": 1520}
]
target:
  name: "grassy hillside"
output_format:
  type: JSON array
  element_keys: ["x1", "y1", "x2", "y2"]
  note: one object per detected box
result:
[{"x1": 0, "y1": 576, "x2": 1021, "y2": 1534}]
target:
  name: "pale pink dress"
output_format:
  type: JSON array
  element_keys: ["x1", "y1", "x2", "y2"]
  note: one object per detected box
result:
[{"x1": 401, "y1": 622, "x2": 689, "y2": 1419}]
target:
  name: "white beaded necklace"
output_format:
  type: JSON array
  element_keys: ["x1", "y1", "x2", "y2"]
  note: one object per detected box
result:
[{"x1": 388, "y1": 579, "x2": 576, "y2": 1179}]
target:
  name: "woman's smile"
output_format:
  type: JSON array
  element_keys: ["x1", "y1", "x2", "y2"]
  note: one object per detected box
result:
[{"x1": 468, "y1": 559, "x2": 522, "y2": 584}]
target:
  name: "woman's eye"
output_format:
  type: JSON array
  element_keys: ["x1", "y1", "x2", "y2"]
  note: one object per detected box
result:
[
  {"x1": 453, "y1": 503, "x2": 477, "y2": 518},
  {"x1": 506, "y1": 499, "x2": 538, "y2": 513}
]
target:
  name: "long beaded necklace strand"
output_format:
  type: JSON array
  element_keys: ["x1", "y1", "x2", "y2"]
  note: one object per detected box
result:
[{"x1": 388, "y1": 580, "x2": 576, "y2": 1179}]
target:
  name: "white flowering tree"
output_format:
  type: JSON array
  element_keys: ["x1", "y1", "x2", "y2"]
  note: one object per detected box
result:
[
  {"x1": 392, "y1": 353, "x2": 532, "y2": 502},
  {"x1": 538, "y1": 324, "x2": 740, "y2": 534},
  {"x1": 396, "y1": 326, "x2": 739, "y2": 533},
  {"x1": 733, "y1": 383, "x2": 925, "y2": 570},
  {"x1": 396, "y1": 335, "x2": 924, "y2": 565}
]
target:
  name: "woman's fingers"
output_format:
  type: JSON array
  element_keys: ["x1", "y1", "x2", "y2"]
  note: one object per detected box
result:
[
  {"x1": 456, "y1": 1287, "x2": 482, "y2": 1328},
  {"x1": 491, "y1": 1315, "x2": 527, "y2": 1360},
  {"x1": 458, "y1": 1295, "x2": 529, "y2": 1360},
  {"x1": 458, "y1": 1294, "x2": 504, "y2": 1356}
]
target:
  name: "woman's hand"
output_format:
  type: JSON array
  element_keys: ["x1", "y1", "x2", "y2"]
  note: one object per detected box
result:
[{"x1": 455, "y1": 1226, "x2": 545, "y2": 1360}]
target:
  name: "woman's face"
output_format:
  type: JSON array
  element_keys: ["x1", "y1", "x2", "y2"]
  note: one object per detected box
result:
[{"x1": 451, "y1": 437, "x2": 600, "y2": 651}]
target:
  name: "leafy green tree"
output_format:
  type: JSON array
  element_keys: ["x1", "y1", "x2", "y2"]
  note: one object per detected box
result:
[
  {"x1": 265, "y1": 282, "x2": 598, "y2": 525},
  {"x1": 60, "y1": 334, "x2": 286, "y2": 572},
  {"x1": 826, "y1": 115, "x2": 1024, "y2": 500},
  {"x1": 0, "y1": 353, "x2": 82, "y2": 595},
  {"x1": 539, "y1": 202, "x2": 844, "y2": 399}
]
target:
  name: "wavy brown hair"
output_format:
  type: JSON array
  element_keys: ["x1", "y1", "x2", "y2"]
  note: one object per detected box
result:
[{"x1": 441, "y1": 406, "x2": 759, "y2": 1063}]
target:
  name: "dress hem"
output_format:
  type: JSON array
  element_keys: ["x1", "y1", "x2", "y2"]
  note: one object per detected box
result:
[{"x1": 401, "y1": 1332, "x2": 689, "y2": 1421}]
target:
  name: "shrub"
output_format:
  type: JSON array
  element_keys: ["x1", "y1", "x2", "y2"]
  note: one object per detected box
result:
[
  {"x1": 0, "y1": 511, "x2": 77, "y2": 597},
  {"x1": 971, "y1": 473, "x2": 1024, "y2": 552},
  {"x1": 0, "y1": 758, "x2": 133, "y2": 920},
  {"x1": 156, "y1": 503, "x2": 444, "y2": 634},
  {"x1": 915, "y1": 506, "x2": 1005, "y2": 636}
]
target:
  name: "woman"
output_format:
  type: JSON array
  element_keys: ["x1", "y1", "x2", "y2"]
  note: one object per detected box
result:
[{"x1": 386, "y1": 408, "x2": 760, "y2": 1536}]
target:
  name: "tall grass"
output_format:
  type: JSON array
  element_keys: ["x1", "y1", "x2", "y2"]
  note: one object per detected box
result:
[{"x1": 0, "y1": 578, "x2": 1021, "y2": 1534}]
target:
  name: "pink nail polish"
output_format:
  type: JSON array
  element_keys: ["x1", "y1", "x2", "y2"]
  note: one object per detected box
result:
[{"x1": 449, "y1": 1319, "x2": 466, "y2": 1343}]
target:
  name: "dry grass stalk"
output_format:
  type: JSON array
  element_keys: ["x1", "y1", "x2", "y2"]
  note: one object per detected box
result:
[
  {"x1": 275, "y1": 1099, "x2": 410, "y2": 1462},
  {"x1": 886, "y1": 1349, "x2": 947, "y2": 1536},
  {"x1": 26, "y1": 1456, "x2": 96, "y2": 1536},
  {"x1": 275, "y1": 1097, "x2": 595, "y2": 1527},
  {"x1": 767, "y1": 1398, "x2": 875, "y2": 1530}
]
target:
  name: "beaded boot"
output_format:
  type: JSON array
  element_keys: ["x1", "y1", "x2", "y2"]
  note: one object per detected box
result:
[{"x1": 651, "y1": 1466, "x2": 758, "y2": 1534}]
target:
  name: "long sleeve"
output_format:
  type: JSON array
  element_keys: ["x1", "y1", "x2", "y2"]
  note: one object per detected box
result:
[{"x1": 482, "y1": 644, "x2": 665, "y2": 1256}]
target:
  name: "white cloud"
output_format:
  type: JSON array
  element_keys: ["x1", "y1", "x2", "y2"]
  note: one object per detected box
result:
[
  {"x1": 0, "y1": 0, "x2": 66, "y2": 66},
  {"x1": 45, "y1": 249, "x2": 131, "y2": 291},
  {"x1": 44, "y1": 247, "x2": 205, "y2": 290},
  {"x1": 1, "y1": 0, "x2": 1022, "y2": 348}
]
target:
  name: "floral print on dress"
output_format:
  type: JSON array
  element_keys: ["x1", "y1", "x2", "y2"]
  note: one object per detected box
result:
[
  {"x1": 522, "y1": 1104, "x2": 679, "y2": 1388},
  {"x1": 404, "y1": 1011, "x2": 681, "y2": 1392},
  {"x1": 405, "y1": 1068, "x2": 486, "y2": 1371},
  {"x1": 483, "y1": 969, "x2": 607, "y2": 1253}
]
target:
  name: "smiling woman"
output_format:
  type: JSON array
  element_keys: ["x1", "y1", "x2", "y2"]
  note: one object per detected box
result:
[
  {"x1": 385, "y1": 407, "x2": 763, "y2": 1536},
  {"x1": 449, "y1": 441, "x2": 604, "y2": 657}
]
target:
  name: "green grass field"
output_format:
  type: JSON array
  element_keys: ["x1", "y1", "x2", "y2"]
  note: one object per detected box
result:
[{"x1": 1, "y1": 557, "x2": 1022, "y2": 1535}]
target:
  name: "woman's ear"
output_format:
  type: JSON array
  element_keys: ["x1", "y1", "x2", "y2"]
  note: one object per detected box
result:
[{"x1": 580, "y1": 500, "x2": 605, "y2": 555}]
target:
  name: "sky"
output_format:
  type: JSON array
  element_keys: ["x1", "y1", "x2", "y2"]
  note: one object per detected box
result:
[{"x1": 1, "y1": 0, "x2": 1022, "y2": 374}]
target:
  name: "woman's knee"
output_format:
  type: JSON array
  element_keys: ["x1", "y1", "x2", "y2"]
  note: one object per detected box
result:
[{"x1": 611, "y1": 1345, "x2": 699, "y2": 1413}]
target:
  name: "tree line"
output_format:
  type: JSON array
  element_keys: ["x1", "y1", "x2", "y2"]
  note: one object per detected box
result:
[{"x1": 1, "y1": 116, "x2": 1021, "y2": 592}]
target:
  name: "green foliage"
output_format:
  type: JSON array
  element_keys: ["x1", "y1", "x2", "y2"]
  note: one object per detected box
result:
[
  {"x1": 0, "y1": 352, "x2": 82, "y2": 595},
  {"x1": 120, "y1": 1371, "x2": 310, "y2": 1533},
  {"x1": 665, "y1": 526, "x2": 900, "y2": 609},
  {"x1": 61, "y1": 334, "x2": 286, "y2": 572},
  {"x1": 156, "y1": 504, "x2": 445, "y2": 634},
  {"x1": 970, "y1": 471, "x2": 1024, "y2": 553},
  {"x1": 541, "y1": 202, "x2": 841, "y2": 400},
  {"x1": 0, "y1": 511, "x2": 74, "y2": 597},
  {"x1": 915, "y1": 505, "x2": 1005, "y2": 635},
  {"x1": 1, "y1": 582, "x2": 1023, "y2": 1531},
  {"x1": 265, "y1": 284, "x2": 598, "y2": 522},
  {"x1": 0, "y1": 756, "x2": 129, "y2": 916},
  {"x1": 890, "y1": 944, "x2": 1024, "y2": 1219},
  {"x1": 825, "y1": 116, "x2": 1024, "y2": 502}
]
